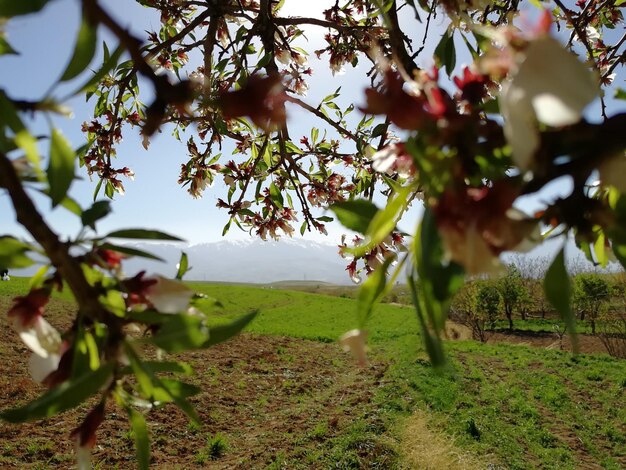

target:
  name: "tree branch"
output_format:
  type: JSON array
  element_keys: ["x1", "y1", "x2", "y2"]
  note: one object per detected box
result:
[{"x1": 0, "y1": 153, "x2": 110, "y2": 325}]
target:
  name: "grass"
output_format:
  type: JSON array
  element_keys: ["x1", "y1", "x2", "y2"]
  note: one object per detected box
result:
[{"x1": 2, "y1": 277, "x2": 626, "y2": 468}]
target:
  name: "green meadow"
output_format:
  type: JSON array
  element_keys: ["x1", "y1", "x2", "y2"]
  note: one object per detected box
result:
[{"x1": 1, "y1": 277, "x2": 625, "y2": 468}]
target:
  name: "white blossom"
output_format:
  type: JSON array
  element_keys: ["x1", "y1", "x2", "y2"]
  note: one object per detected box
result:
[
  {"x1": 145, "y1": 276, "x2": 194, "y2": 314},
  {"x1": 501, "y1": 36, "x2": 597, "y2": 170},
  {"x1": 339, "y1": 329, "x2": 368, "y2": 366}
]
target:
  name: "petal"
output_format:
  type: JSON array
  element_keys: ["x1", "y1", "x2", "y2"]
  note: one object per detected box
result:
[
  {"x1": 372, "y1": 144, "x2": 400, "y2": 175},
  {"x1": 514, "y1": 37, "x2": 597, "y2": 127},
  {"x1": 145, "y1": 276, "x2": 194, "y2": 314},
  {"x1": 76, "y1": 443, "x2": 92, "y2": 470},
  {"x1": 500, "y1": 81, "x2": 539, "y2": 170},
  {"x1": 28, "y1": 352, "x2": 61, "y2": 383},
  {"x1": 339, "y1": 329, "x2": 368, "y2": 366},
  {"x1": 15, "y1": 316, "x2": 62, "y2": 358}
]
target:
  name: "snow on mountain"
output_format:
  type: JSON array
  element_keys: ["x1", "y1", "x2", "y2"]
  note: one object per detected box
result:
[{"x1": 119, "y1": 237, "x2": 351, "y2": 284}]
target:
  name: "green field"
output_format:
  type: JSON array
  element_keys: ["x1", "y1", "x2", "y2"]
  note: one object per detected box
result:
[{"x1": 1, "y1": 278, "x2": 625, "y2": 468}]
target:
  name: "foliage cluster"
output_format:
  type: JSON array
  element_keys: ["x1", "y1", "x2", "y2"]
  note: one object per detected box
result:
[{"x1": 1, "y1": 0, "x2": 626, "y2": 466}]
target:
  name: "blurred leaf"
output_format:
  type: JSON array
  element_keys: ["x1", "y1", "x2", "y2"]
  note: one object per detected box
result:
[
  {"x1": 104, "y1": 229, "x2": 183, "y2": 241},
  {"x1": 356, "y1": 256, "x2": 394, "y2": 327},
  {"x1": 73, "y1": 43, "x2": 124, "y2": 95},
  {"x1": 61, "y1": 13, "x2": 98, "y2": 81},
  {"x1": 0, "y1": 90, "x2": 42, "y2": 176},
  {"x1": 350, "y1": 186, "x2": 412, "y2": 256},
  {"x1": 127, "y1": 408, "x2": 150, "y2": 470},
  {"x1": 611, "y1": 242, "x2": 626, "y2": 271},
  {"x1": 47, "y1": 128, "x2": 76, "y2": 207},
  {"x1": 120, "y1": 361, "x2": 193, "y2": 376},
  {"x1": 417, "y1": 209, "x2": 464, "y2": 304},
  {"x1": 59, "y1": 196, "x2": 82, "y2": 216},
  {"x1": 176, "y1": 252, "x2": 190, "y2": 280},
  {"x1": 99, "y1": 289, "x2": 126, "y2": 317},
  {"x1": 593, "y1": 231, "x2": 607, "y2": 267},
  {"x1": 0, "y1": 0, "x2": 50, "y2": 17},
  {"x1": 124, "y1": 343, "x2": 200, "y2": 424},
  {"x1": 0, "y1": 236, "x2": 35, "y2": 268},
  {"x1": 124, "y1": 344, "x2": 155, "y2": 399},
  {"x1": 544, "y1": 247, "x2": 578, "y2": 352},
  {"x1": 331, "y1": 199, "x2": 379, "y2": 235},
  {"x1": 71, "y1": 328, "x2": 101, "y2": 379},
  {"x1": 371, "y1": 123, "x2": 387, "y2": 138},
  {"x1": 408, "y1": 273, "x2": 446, "y2": 368},
  {"x1": 203, "y1": 310, "x2": 258, "y2": 347},
  {"x1": 0, "y1": 36, "x2": 17, "y2": 55},
  {"x1": 81, "y1": 200, "x2": 112, "y2": 230},
  {"x1": 0, "y1": 363, "x2": 113, "y2": 423},
  {"x1": 98, "y1": 242, "x2": 164, "y2": 262},
  {"x1": 156, "y1": 379, "x2": 200, "y2": 401},
  {"x1": 615, "y1": 88, "x2": 626, "y2": 100},
  {"x1": 149, "y1": 314, "x2": 210, "y2": 353},
  {"x1": 28, "y1": 264, "x2": 50, "y2": 289}
]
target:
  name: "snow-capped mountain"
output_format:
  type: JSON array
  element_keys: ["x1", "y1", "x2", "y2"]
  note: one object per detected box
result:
[{"x1": 118, "y1": 238, "x2": 351, "y2": 284}]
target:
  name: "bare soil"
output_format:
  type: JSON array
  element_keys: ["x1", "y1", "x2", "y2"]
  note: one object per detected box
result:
[
  {"x1": 486, "y1": 330, "x2": 608, "y2": 354},
  {"x1": 0, "y1": 298, "x2": 390, "y2": 469}
]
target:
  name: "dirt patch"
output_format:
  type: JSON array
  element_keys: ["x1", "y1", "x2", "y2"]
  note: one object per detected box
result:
[
  {"x1": 486, "y1": 330, "x2": 609, "y2": 355},
  {"x1": 0, "y1": 306, "x2": 389, "y2": 469},
  {"x1": 399, "y1": 410, "x2": 491, "y2": 470}
]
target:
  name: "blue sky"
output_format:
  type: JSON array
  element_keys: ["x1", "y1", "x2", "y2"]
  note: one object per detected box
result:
[
  {"x1": 1, "y1": 1, "x2": 623, "y2": 249},
  {"x1": 1, "y1": 0, "x2": 391, "y2": 245}
]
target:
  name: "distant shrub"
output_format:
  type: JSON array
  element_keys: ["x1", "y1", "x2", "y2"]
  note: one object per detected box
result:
[
  {"x1": 451, "y1": 282, "x2": 488, "y2": 342},
  {"x1": 476, "y1": 282, "x2": 501, "y2": 331},
  {"x1": 598, "y1": 313, "x2": 626, "y2": 358},
  {"x1": 573, "y1": 273, "x2": 610, "y2": 334},
  {"x1": 496, "y1": 265, "x2": 527, "y2": 330}
]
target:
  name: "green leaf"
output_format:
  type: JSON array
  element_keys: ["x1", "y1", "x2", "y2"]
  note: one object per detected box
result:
[
  {"x1": 0, "y1": 90, "x2": 42, "y2": 177},
  {"x1": 59, "y1": 196, "x2": 82, "y2": 216},
  {"x1": 156, "y1": 379, "x2": 200, "y2": 401},
  {"x1": 104, "y1": 229, "x2": 184, "y2": 241},
  {"x1": 356, "y1": 256, "x2": 394, "y2": 327},
  {"x1": 0, "y1": 35, "x2": 17, "y2": 55},
  {"x1": 120, "y1": 361, "x2": 193, "y2": 376},
  {"x1": 149, "y1": 314, "x2": 210, "y2": 353},
  {"x1": 124, "y1": 344, "x2": 155, "y2": 399},
  {"x1": 0, "y1": 363, "x2": 114, "y2": 423},
  {"x1": 61, "y1": 14, "x2": 97, "y2": 81},
  {"x1": 47, "y1": 128, "x2": 76, "y2": 207},
  {"x1": 408, "y1": 273, "x2": 446, "y2": 368},
  {"x1": 544, "y1": 247, "x2": 578, "y2": 352},
  {"x1": 81, "y1": 200, "x2": 112, "y2": 230},
  {"x1": 176, "y1": 252, "x2": 190, "y2": 280},
  {"x1": 0, "y1": 0, "x2": 49, "y2": 17},
  {"x1": 615, "y1": 88, "x2": 626, "y2": 101},
  {"x1": 434, "y1": 30, "x2": 456, "y2": 75},
  {"x1": 371, "y1": 123, "x2": 387, "y2": 138},
  {"x1": 611, "y1": 240, "x2": 626, "y2": 271},
  {"x1": 417, "y1": 209, "x2": 464, "y2": 304},
  {"x1": 124, "y1": 343, "x2": 200, "y2": 424},
  {"x1": 203, "y1": 311, "x2": 258, "y2": 348},
  {"x1": 127, "y1": 408, "x2": 150, "y2": 470},
  {"x1": 351, "y1": 186, "x2": 412, "y2": 257},
  {"x1": 0, "y1": 236, "x2": 35, "y2": 268},
  {"x1": 331, "y1": 199, "x2": 379, "y2": 235},
  {"x1": 269, "y1": 182, "x2": 284, "y2": 208}
]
